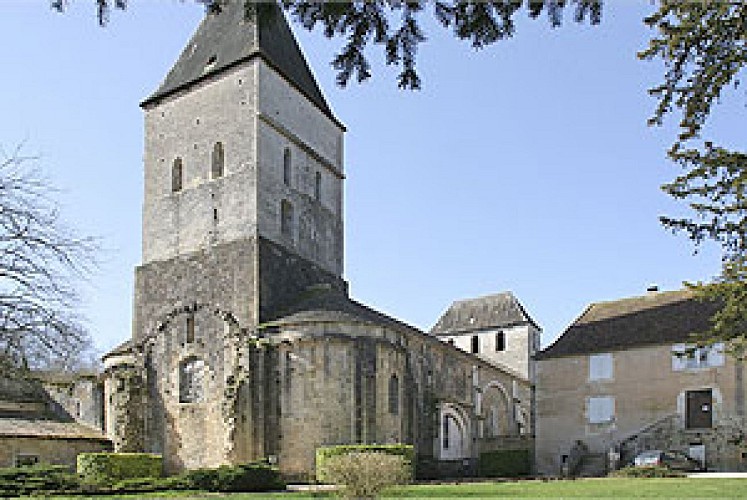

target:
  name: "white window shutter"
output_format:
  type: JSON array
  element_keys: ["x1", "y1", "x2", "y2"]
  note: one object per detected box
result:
[
  {"x1": 708, "y1": 343, "x2": 725, "y2": 367},
  {"x1": 672, "y1": 344, "x2": 686, "y2": 371}
]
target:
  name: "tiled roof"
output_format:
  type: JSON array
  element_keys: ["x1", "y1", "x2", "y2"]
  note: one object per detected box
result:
[
  {"x1": 0, "y1": 418, "x2": 108, "y2": 441},
  {"x1": 267, "y1": 285, "x2": 421, "y2": 334},
  {"x1": 141, "y1": 1, "x2": 336, "y2": 124},
  {"x1": 536, "y1": 290, "x2": 720, "y2": 360},
  {"x1": 430, "y1": 292, "x2": 540, "y2": 335}
]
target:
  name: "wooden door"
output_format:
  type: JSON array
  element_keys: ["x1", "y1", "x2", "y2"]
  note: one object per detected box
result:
[{"x1": 686, "y1": 389, "x2": 713, "y2": 429}]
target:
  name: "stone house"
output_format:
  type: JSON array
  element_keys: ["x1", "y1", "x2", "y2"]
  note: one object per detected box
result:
[
  {"x1": 0, "y1": 373, "x2": 110, "y2": 469},
  {"x1": 535, "y1": 288, "x2": 746, "y2": 476},
  {"x1": 101, "y1": 1, "x2": 534, "y2": 479}
]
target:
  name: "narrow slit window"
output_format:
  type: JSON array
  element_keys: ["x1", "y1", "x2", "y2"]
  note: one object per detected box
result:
[
  {"x1": 314, "y1": 171, "x2": 322, "y2": 201},
  {"x1": 388, "y1": 374, "x2": 399, "y2": 415},
  {"x1": 281, "y1": 200, "x2": 294, "y2": 237},
  {"x1": 471, "y1": 335, "x2": 479, "y2": 354},
  {"x1": 283, "y1": 148, "x2": 291, "y2": 186},
  {"x1": 172, "y1": 158, "x2": 183, "y2": 192},
  {"x1": 211, "y1": 142, "x2": 224, "y2": 179},
  {"x1": 186, "y1": 315, "x2": 195, "y2": 344},
  {"x1": 442, "y1": 416, "x2": 450, "y2": 449}
]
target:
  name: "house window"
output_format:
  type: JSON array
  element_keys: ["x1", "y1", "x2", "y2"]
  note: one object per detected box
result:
[
  {"x1": 211, "y1": 142, "x2": 224, "y2": 179},
  {"x1": 589, "y1": 353, "x2": 614, "y2": 381},
  {"x1": 388, "y1": 374, "x2": 399, "y2": 416},
  {"x1": 172, "y1": 158, "x2": 183, "y2": 192},
  {"x1": 471, "y1": 335, "x2": 479, "y2": 354},
  {"x1": 186, "y1": 315, "x2": 195, "y2": 344},
  {"x1": 314, "y1": 171, "x2": 322, "y2": 201},
  {"x1": 587, "y1": 396, "x2": 614, "y2": 424},
  {"x1": 495, "y1": 331, "x2": 506, "y2": 352},
  {"x1": 14, "y1": 455, "x2": 39, "y2": 468},
  {"x1": 672, "y1": 343, "x2": 725, "y2": 371},
  {"x1": 283, "y1": 148, "x2": 291, "y2": 186},
  {"x1": 179, "y1": 357, "x2": 205, "y2": 403},
  {"x1": 280, "y1": 200, "x2": 294, "y2": 237}
]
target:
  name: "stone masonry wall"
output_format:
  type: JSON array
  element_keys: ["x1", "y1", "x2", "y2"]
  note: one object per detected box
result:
[
  {"x1": 0, "y1": 437, "x2": 111, "y2": 470},
  {"x1": 133, "y1": 237, "x2": 258, "y2": 341},
  {"x1": 142, "y1": 63, "x2": 259, "y2": 264}
]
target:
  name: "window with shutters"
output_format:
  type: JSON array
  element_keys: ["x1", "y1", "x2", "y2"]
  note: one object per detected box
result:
[
  {"x1": 587, "y1": 396, "x2": 614, "y2": 424},
  {"x1": 672, "y1": 343, "x2": 724, "y2": 371},
  {"x1": 589, "y1": 353, "x2": 613, "y2": 381}
]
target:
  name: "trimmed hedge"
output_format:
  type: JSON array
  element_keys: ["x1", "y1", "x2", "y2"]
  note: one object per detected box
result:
[
  {"x1": 0, "y1": 465, "x2": 79, "y2": 497},
  {"x1": 183, "y1": 462, "x2": 285, "y2": 492},
  {"x1": 316, "y1": 444, "x2": 415, "y2": 483},
  {"x1": 478, "y1": 449, "x2": 530, "y2": 477},
  {"x1": 77, "y1": 452, "x2": 163, "y2": 483}
]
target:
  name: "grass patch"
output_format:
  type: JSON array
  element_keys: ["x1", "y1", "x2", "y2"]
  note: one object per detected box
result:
[{"x1": 45, "y1": 477, "x2": 747, "y2": 499}]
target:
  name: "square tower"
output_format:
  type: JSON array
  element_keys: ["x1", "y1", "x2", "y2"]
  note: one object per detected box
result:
[{"x1": 134, "y1": 2, "x2": 345, "y2": 338}]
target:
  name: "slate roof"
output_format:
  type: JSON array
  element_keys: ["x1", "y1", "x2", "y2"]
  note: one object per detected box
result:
[
  {"x1": 430, "y1": 292, "x2": 540, "y2": 335},
  {"x1": 267, "y1": 285, "x2": 422, "y2": 334},
  {"x1": 536, "y1": 290, "x2": 721, "y2": 360},
  {"x1": 0, "y1": 418, "x2": 108, "y2": 441},
  {"x1": 141, "y1": 1, "x2": 338, "y2": 125}
]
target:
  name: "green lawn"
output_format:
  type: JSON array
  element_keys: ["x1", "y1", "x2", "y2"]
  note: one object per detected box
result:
[{"x1": 47, "y1": 478, "x2": 747, "y2": 499}]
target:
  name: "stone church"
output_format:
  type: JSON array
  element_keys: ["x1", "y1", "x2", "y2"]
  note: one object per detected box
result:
[{"x1": 95, "y1": 1, "x2": 536, "y2": 478}]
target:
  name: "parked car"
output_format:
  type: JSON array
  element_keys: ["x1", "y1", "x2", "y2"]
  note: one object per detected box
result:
[{"x1": 633, "y1": 450, "x2": 702, "y2": 471}]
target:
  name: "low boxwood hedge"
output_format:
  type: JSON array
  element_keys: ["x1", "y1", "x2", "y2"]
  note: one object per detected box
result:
[
  {"x1": 183, "y1": 461, "x2": 285, "y2": 492},
  {"x1": 77, "y1": 452, "x2": 163, "y2": 483},
  {"x1": 0, "y1": 465, "x2": 79, "y2": 497},
  {"x1": 316, "y1": 444, "x2": 415, "y2": 483}
]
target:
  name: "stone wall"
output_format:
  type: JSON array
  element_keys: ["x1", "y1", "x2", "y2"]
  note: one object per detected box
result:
[
  {"x1": 42, "y1": 377, "x2": 104, "y2": 431},
  {"x1": 132, "y1": 237, "x2": 258, "y2": 341},
  {"x1": 256, "y1": 62, "x2": 344, "y2": 277},
  {"x1": 268, "y1": 317, "x2": 530, "y2": 478},
  {"x1": 0, "y1": 437, "x2": 111, "y2": 469},
  {"x1": 535, "y1": 344, "x2": 744, "y2": 475},
  {"x1": 142, "y1": 63, "x2": 259, "y2": 264}
]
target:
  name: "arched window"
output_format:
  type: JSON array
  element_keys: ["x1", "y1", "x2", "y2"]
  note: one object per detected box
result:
[
  {"x1": 280, "y1": 200, "x2": 294, "y2": 237},
  {"x1": 314, "y1": 171, "x2": 322, "y2": 201},
  {"x1": 172, "y1": 158, "x2": 183, "y2": 192},
  {"x1": 283, "y1": 148, "x2": 291, "y2": 186},
  {"x1": 179, "y1": 357, "x2": 205, "y2": 403},
  {"x1": 211, "y1": 142, "x2": 224, "y2": 179},
  {"x1": 388, "y1": 374, "x2": 399, "y2": 415}
]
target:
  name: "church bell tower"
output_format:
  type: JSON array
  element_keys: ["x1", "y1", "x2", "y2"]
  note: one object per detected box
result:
[{"x1": 107, "y1": 1, "x2": 346, "y2": 471}]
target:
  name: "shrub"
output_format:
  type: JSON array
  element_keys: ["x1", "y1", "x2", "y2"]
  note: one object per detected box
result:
[
  {"x1": 316, "y1": 444, "x2": 414, "y2": 483},
  {"x1": 0, "y1": 465, "x2": 79, "y2": 496},
  {"x1": 323, "y1": 452, "x2": 411, "y2": 499},
  {"x1": 183, "y1": 467, "x2": 219, "y2": 490},
  {"x1": 108, "y1": 475, "x2": 190, "y2": 493},
  {"x1": 77, "y1": 452, "x2": 163, "y2": 483},
  {"x1": 183, "y1": 462, "x2": 284, "y2": 492},
  {"x1": 478, "y1": 449, "x2": 530, "y2": 477},
  {"x1": 610, "y1": 465, "x2": 685, "y2": 478}
]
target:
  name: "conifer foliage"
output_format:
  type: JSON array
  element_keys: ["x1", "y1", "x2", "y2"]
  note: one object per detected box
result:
[{"x1": 640, "y1": 2, "x2": 747, "y2": 352}]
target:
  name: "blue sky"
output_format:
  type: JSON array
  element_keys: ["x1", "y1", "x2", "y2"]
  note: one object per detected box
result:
[{"x1": 0, "y1": 1, "x2": 735, "y2": 353}]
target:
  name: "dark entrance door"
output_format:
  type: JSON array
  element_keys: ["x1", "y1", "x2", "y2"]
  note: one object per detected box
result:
[{"x1": 686, "y1": 389, "x2": 713, "y2": 429}]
